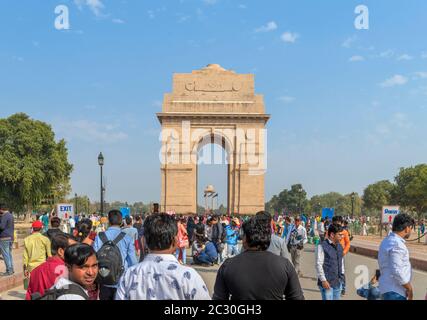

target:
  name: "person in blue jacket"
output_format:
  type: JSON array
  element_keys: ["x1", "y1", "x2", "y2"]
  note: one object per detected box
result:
[
  {"x1": 224, "y1": 218, "x2": 240, "y2": 258},
  {"x1": 192, "y1": 225, "x2": 218, "y2": 266}
]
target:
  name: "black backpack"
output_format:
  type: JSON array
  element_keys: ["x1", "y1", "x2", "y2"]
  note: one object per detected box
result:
[
  {"x1": 96, "y1": 232, "x2": 126, "y2": 286},
  {"x1": 31, "y1": 283, "x2": 89, "y2": 300}
]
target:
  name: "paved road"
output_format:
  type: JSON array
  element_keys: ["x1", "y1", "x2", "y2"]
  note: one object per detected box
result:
[
  {"x1": 195, "y1": 244, "x2": 427, "y2": 300},
  {"x1": 2, "y1": 244, "x2": 427, "y2": 300}
]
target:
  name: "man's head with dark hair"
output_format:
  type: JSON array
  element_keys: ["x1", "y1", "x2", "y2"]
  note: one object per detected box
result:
[
  {"x1": 327, "y1": 223, "x2": 344, "y2": 244},
  {"x1": 242, "y1": 215, "x2": 271, "y2": 251},
  {"x1": 108, "y1": 209, "x2": 123, "y2": 226},
  {"x1": 73, "y1": 218, "x2": 93, "y2": 242},
  {"x1": 0, "y1": 203, "x2": 8, "y2": 214},
  {"x1": 392, "y1": 213, "x2": 415, "y2": 239},
  {"x1": 125, "y1": 216, "x2": 132, "y2": 226},
  {"x1": 143, "y1": 213, "x2": 178, "y2": 252},
  {"x1": 50, "y1": 217, "x2": 61, "y2": 228},
  {"x1": 135, "y1": 215, "x2": 141, "y2": 222},
  {"x1": 255, "y1": 211, "x2": 272, "y2": 220},
  {"x1": 64, "y1": 244, "x2": 98, "y2": 289},
  {"x1": 332, "y1": 215, "x2": 343, "y2": 225},
  {"x1": 51, "y1": 233, "x2": 76, "y2": 259}
]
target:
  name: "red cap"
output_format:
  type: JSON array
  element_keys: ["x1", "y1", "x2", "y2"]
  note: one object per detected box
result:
[{"x1": 32, "y1": 221, "x2": 43, "y2": 229}]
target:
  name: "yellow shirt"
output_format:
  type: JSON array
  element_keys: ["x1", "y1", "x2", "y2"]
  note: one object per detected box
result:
[{"x1": 23, "y1": 232, "x2": 52, "y2": 272}]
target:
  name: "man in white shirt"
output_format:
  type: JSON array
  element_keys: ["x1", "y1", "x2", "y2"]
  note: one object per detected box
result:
[
  {"x1": 287, "y1": 217, "x2": 308, "y2": 277},
  {"x1": 115, "y1": 213, "x2": 211, "y2": 300},
  {"x1": 378, "y1": 213, "x2": 415, "y2": 300},
  {"x1": 68, "y1": 216, "x2": 76, "y2": 235}
]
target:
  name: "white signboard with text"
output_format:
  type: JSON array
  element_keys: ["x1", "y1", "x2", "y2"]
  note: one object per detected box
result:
[
  {"x1": 382, "y1": 206, "x2": 400, "y2": 224},
  {"x1": 57, "y1": 204, "x2": 74, "y2": 220}
]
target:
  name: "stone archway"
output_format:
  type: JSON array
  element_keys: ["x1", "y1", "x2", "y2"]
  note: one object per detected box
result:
[{"x1": 157, "y1": 64, "x2": 270, "y2": 215}]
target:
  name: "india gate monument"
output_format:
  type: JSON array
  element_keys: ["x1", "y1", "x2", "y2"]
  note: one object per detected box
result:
[{"x1": 157, "y1": 64, "x2": 270, "y2": 215}]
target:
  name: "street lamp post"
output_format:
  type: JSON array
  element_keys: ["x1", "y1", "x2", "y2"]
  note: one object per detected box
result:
[
  {"x1": 98, "y1": 152, "x2": 104, "y2": 215},
  {"x1": 74, "y1": 193, "x2": 78, "y2": 217},
  {"x1": 351, "y1": 192, "x2": 355, "y2": 219}
]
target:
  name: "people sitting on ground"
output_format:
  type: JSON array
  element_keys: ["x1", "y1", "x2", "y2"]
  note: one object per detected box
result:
[
  {"x1": 115, "y1": 213, "x2": 211, "y2": 300},
  {"x1": 213, "y1": 213, "x2": 305, "y2": 300},
  {"x1": 192, "y1": 225, "x2": 218, "y2": 267},
  {"x1": 26, "y1": 233, "x2": 77, "y2": 300},
  {"x1": 356, "y1": 269, "x2": 381, "y2": 300}
]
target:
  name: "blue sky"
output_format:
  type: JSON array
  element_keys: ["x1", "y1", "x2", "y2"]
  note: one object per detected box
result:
[{"x1": 1, "y1": 0, "x2": 427, "y2": 206}]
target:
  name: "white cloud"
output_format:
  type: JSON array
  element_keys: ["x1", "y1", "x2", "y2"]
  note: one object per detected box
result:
[
  {"x1": 377, "y1": 49, "x2": 395, "y2": 59},
  {"x1": 74, "y1": 0, "x2": 105, "y2": 17},
  {"x1": 203, "y1": 0, "x2": 218, "y2": 5},
  {"x1": 421, "y1": 52, "x2": 427, "y2": 59},
  {"x1": 254, "y1": 21, "x2": 277, "y2": 33},
  {"x1": 147, "y1": 10, "x2": 155, "y2": 19},
  {"x1": 413, "y1": 71, "x2": 427, "y2": 79},
  {"x1": 238, "y1": 4, "x2": 247, "y2": 9},
  {"x1": 281, "y1": 32, "x2": 299, "y2": 43},
  {"x1": 112, "y1": 18, "x2": 125, "y2": 24},
  {"x1": 278, "y1": 96, "x2": 296, "y2": 104},
  {"x1": 12, "y1": 56, "x2": 24, "y2": 62},
  {"x1": 391, "y1": 113, "x2": 412, "y2": 129},
  {"x1": 397, "y1": 54, "x2": 413, "y2": 61},
  {"x1": 349, "y1": 55, "x2": 365, "y2": 62},
  {"x1": 380, "y1": 75, "x2": 408, "y2": 88},
  {"x1": 177, "y1": 14, "x2": 191, "y2": 23},
  {"x1": 371, "y1": 100, "x2": 380, "y2": 107},
  {"x1": 342, "y1": 36, "x2": 357, "y2": 48},
  {"x1": 56, "y1": 120, "x2": 128, "y2": 143}
]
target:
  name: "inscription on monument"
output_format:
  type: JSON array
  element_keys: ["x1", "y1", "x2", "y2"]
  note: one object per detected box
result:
[{"x1": 185, "y1": 81, "x2": 242, "y2": 92}]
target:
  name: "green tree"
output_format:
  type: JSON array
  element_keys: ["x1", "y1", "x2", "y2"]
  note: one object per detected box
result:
[
  {"x1": 0, "y1": 113, "x2": 73, "y2": 220},
  {"x1": 394, "y1": 164, "x2": 427, "y2": 221},
  {"x1": 266, "y1": 184, "x2": 308, "y2": 215},
  {"x1": 363, "y1": 180, "x2": 395, "y2": 212}
]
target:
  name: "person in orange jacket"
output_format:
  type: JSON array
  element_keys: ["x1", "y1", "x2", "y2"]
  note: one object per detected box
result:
[{"x1": 332, "y1": 216, "x2": 350, "y2": 296}]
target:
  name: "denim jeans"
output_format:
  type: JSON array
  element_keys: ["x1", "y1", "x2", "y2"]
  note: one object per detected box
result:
[
  {"x1": 382, "y1": 291, "x2": 407, "y2": 300},
  {"x1": 319, "y1": 283, "x2": 342, "y2": 300},
  {"x1": 227, "y1": 244, "x2": 239, "y2": 258},
  {"x1": 175, "y1": 248, "x2": 186, "y2": 264},
  {"x1": 194, "y1": 252, "x2": 215, "y2": 265},
  {"x1": 0, "y1": 240, "x2": 14, "y2": 273}
]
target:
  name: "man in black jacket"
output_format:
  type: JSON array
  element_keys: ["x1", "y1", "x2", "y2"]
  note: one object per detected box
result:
[
  {"x1": 210, "y1": 215, "x2": 225, "y2": 264},
  {"x1": 213, "y1": 213, "x2": 304, "y2": 300},
  {"x1": 0, "y1": 203, "x2": 15, "y2": 276}
]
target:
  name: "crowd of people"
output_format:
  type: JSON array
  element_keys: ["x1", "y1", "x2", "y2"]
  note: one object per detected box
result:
[{"x1": 0, "y1": 202, "x2": 425, "y2": 300}]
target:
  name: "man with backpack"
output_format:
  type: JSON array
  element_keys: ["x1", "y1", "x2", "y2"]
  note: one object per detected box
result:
[{"x1": 93, "y1": 209, "x2": 138, "y2": 300}]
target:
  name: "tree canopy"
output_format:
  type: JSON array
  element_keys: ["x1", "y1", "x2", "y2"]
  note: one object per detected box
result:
[{"x1": 0, "y1": 113, "x2": 73, "y2": 213}]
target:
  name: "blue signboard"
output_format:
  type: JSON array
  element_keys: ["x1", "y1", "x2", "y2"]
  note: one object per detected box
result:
[
  {"x1": 120, "y1": 207, "x2": 131, "y2": 219},
  {"x1": 321, "y1": 208, "x2": 335, "y2": 220}
]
